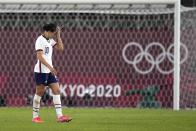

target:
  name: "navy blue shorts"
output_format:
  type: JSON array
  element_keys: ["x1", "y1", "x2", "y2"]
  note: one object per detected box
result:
[{"x1": 34, "y1": 72, "x2": 58, "y2": 86}]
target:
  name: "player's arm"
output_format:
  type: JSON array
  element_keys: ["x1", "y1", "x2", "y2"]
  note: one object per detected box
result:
[
  {"x1": 54, "y1": 26, "x2": 64, "y2": 51},
  {"x1": 37, "y1": 51, "x2": 57, "y2": 75}
]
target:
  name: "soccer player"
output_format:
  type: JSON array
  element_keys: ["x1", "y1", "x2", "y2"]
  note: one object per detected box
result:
[{"x1": 32, "y1": 23, "x2": 72, "y2": 123}]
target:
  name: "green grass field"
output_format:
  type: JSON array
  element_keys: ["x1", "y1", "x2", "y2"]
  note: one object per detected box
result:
[{"x1": 0, "y1": 108, "x2": 196, "y2": 131}]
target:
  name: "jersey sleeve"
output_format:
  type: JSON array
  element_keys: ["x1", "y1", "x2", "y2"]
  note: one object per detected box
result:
[
  {"x1": 35, "y1": 38, "x2": 44, "y2": 51},
  {"x1": 51, "y1": 39, "x2": 57, "y2": 47}
]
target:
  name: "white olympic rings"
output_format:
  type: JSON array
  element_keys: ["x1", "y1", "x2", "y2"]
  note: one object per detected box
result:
[{"x1": 122, "y1": 42, "x2": 188, "y2": 74}]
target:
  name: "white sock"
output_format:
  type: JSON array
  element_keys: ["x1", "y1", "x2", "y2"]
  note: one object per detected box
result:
[
  {"x1": 33, "y1": 94, "x2": 41, "y2": 118},
  {"x1": 53, "y1": 95, "x2": 63, "y2": 118}
]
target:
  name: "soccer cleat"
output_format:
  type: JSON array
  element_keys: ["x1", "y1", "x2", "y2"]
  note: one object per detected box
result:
[
  {"x1": 32, "y1": 117, "x2": 44, "y2": 123},
  {"x1": 57, "y1": 116, "x2": 72, "y2": 122}
]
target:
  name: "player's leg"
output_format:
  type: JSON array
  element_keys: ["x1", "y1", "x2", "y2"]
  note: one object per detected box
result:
[
  {"x1": 32, "y1": 84, "x2": 45, "y2": 122},
  {"x1": 32, "y1": 73, "x2": 48, "y2": 123},
  {"x1": 48, "y1": 73, "x2": 72, "y2": 122},
  {"x1": 49, "y1": 82, "x2": 72, "y2": 122},
  {"x1": 49, "y1": 82, "x2": 62, "y2": 117}
]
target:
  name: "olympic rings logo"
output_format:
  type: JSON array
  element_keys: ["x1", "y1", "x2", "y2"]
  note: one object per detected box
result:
[{"x1": 122, "y1": 42, "x2": 188, "y2": 74}]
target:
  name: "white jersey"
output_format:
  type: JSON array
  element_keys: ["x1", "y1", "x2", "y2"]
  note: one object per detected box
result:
[{"x1": 34, "y1": 35, "x2": 57, "y2": 73}]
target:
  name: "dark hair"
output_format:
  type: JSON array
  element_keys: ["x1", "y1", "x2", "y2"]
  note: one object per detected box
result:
[{"x1": 43, "y1": 23, "x2": 57, "y2": 32}]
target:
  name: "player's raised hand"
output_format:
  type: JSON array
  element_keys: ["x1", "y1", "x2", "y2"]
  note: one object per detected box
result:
[
  {"x1": 55, "y1": 26, "x2": 64, "y2": 51},
  {"x1": 56, "y1": 26, "x2": 61, "y2": 38}
]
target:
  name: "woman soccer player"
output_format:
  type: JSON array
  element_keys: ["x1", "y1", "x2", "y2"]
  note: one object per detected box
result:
[{"x1": 32, "y1": 23, "x2": 72, "y2": 123}]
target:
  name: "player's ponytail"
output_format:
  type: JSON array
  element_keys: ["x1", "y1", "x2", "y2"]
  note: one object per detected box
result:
[{"x1": 43, "y1": 23, "x2": 57, "y2": 32}]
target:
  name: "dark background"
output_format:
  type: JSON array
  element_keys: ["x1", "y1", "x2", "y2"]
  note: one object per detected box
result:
[{"x1": 182, "y1": 0, "x2": 196, "y2": 7}]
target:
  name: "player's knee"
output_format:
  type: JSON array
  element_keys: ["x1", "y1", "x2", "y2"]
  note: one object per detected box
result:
[
  {"x1": 36, "y1": 92, "x2": 44, "y2": 96},
  {"x1": 53, "y1": 88, "x2": 60, "y2": 95},
  {"x1": 36, "y1": 89, "x2": 45, "y2": 96}
]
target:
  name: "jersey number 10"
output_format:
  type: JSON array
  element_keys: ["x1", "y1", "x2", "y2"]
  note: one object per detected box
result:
[{"x1": 45, "y1": 47, "x2": 49, "y2": 54}]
